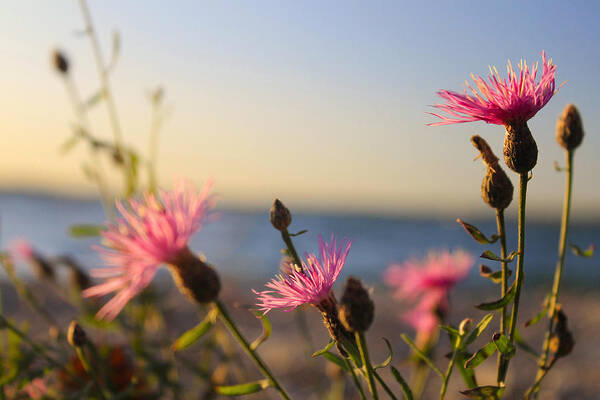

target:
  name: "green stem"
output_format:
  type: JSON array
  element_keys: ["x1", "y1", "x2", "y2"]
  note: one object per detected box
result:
[
  {"x1": 75, "y1": 346, "x2": 108, "y2": 400},
  {"x1": 440, "y1": 338, "x2": 462, "y2": 400},
  {"x1": 355, "y1": 332, "x2": 378, "y2": 399},
  {"x1": 501, "y1": 173, "x2": 528, "y2": 384},
  {"x1": 495, "y1": 208, "x2": 509, "y2": 384},
  {"x1": 214, "y1": 301, "x2": 292, "y2": 400},
  {"x1": 344, "y1": 356, "x2": 367, "y2": 400},
  {"x1": 527, "y1": 150, "x2": 574, "y2": 398},
  {"x1": 281, "y1": 230, "x2": 302, "y2": 269},
  {"x1": 373, "y1": 371, "x2": 399, "y2": 400}
]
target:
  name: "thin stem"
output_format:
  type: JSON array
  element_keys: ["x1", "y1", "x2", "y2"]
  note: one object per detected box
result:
[
  {"x1": 75, "y1": 346, "x2": 108, "y2": 400},
  {"x1": 214, "y1": 301, "x2": 292, "y2": 400},
  {"x1": 373, "y1": 371, "x2": 399, "y2": 400},
  {"x1": 281, "y1": 230, "x2": 302, "y2": 268},
  {"x1": 528, "y1": 150, "x2": 574, "y2": 398},
  {"x1": 343, "y1": 356, "x2": 367, "y2": 400},
  {"x1": 440, "y1": 339, "x2": 461, "y2": 400},
  {"x1": 501, "y1": 173, "x2": 528, "y2": 384},
  {"x1": 495, "y1": 208, "x2": 508, "y2": 384},
  {"x1": 355, "y1": 332, "x2": 378, "y2": 399}
]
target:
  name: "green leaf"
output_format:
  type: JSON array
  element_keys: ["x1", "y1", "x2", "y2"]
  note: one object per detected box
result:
[
  {"x1": 214, "y1": 379, "x2": 270, "y2": 396},
  {"x1": 400, "y1": 334, "x2": 444, "y2": 378},
  {"x1": 570, "y1": 244, "x2": 594, "y2": 258},
  {"x1": 391, "y1": 366, "x2": 414, "y2": 400},
  {"x1": 373, "y1": 338, "x2": 393, "y2": 370},
  {"x1": 68, "y1": 224, "x2": 105, "y2": 237},
  {"x1": 440, "y1": 325, "x2": 460, "y2": 339},
  {"x1": 289, "y1": 229, "x2": 308, "y2": 237},
  {"x1": 480, "y1": 250, "x2": 518, "y2": 263},
  {"x1": 455, "y1": 351, "x2": 477, "y2": 389},
  {"x1": 492, "y1": 333, "x2": 515, "y2": 357},
  {"x1": 464, "y1": 342, "x2": 496, "y2": 369},
  {"x1": 459, "y1": 385, "x2": 505, "y2": 399},
  {"x1": 525, "y1": 295, "x2": 550, "y2": 327},
  {"x1": 321, "y1": 352, "x2": 349, "y2": 371},
  {"x1": 312, "y1": 340, "x2": 336, "y2": 358},
  {"x1": 172, "y1": 311, "x2": 216, "y2": 351},
  {"x1": 250, "y1": 312, "x2": 272, "y2": 350},
  {"x1": 479, "y1": 265, "x2": 512, "y2": 284},
  {"x1": 465, "y1": 313, "x2": 494, "y2": 346},
  {"x1": 514, "y1": 329, "x2": 539, "y2": 358},
  {"x1": 456, "y1": 219, "x2": 499, "y2": 244},
  {"x1": 475, "y1": 282, "x2": 516, "y2": 311}
]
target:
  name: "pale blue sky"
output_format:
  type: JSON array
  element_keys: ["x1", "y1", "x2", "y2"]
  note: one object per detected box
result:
[{"x1": 2, "y1": 1, "x2": 600, "y2": 219}]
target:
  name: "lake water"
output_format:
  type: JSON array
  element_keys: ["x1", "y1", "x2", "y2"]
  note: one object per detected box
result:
[{"x1": 1, "y1": 193, "x2": 598, "y2": 288}]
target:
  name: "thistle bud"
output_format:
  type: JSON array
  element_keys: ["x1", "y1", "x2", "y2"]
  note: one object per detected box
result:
[
  {"x1": 339, "y1": 277, "x2": 374, "y2": 332},
  {"x1": 168, "y1": 248, "x2": 221, "y2": 304},
  {"x1": 317, "y1": 294, "x2": 353, "y2": 356},
  {"x1": 549, "y1": 308, "x2": 574, "y2": 358},
  {"x1": 270, "y1": 199, "x2": 292, "y2": 231},
  {"x1": 556, "y1": 104, "x2": 584, "y2": 151},
  {"x1": 503, "y1": 121, "x2": 538, "y2": 173},
  {"x1": 67, "y1": 321, "x2": 87, "y2": 347},
  {"x1": 471, "y1": 135, "x2": 513, "y2": 210},
  {"x1": 458, "y1": 318, "x2": 473, "y2": 336},
  {"x1": 52, "y1": 50, "x2": 69, "y2": 74}
]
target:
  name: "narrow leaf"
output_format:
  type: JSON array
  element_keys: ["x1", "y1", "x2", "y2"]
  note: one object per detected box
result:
[
  {"x1": 514, "y1": 329, "x2": 539, "y2": 358},
  {"x1": 525, "y1": 295, "x2": 550, "y2": 327},
  {"x1": 440, "y1": 325, "x2": 460, "y2": 339},
  {"x1": 457, "y1": 219, "x2": 499, "y2": 244},
  {"x1": 391, "y1": 366, "x2": 414, "y2": 400},
  {"x1": 492, "y1": 333, "x2": 515, "y2": 357},
  {"x1": 69, "y1": 224, "x2": 105, "y2": 237},
  {"x1": 459, "y1": 385, "x2": 504, "y2": 399},
  {"x1": 400, "y1": 334, "x2": 444, "y2": 378},
  {"x1": 373, "y1": 338, "x2": 393, "y2": 370},
  {"x1": 465, "y1": 313, "x2": 494, "y2": 345},
  {"x1": 312, "y1": 340, "x2": 336, "y2": 358},
  {"x1": 480, "y1": 250, "x2": 517, "y2": 263},
  {"x1": 214, "y1": 379, "x2": 270, "y2": 396},
  {"x1": 570, "y1": 244, "x2": 594, "y2": 258},
  {"x1": 250, "y1": 312, "x2": 272, "y2": 350},
  {"x1": 321, "y1": 352, "x2": 349, "y2": 371},
  {"x1": 479, "y1": 265, "x2": 512, "y2": 284},
  {"x1": 172, "y1": 313, "x2": 215, "y2": 351},
  {"x1": 464, "y1": 342, "x2": 496, "y2": 369},
  {"x1": 475, "y1": 282, "x2": 516, "y2": 311},
  {"x1": 289, "y1": 229, "x2": 308, "y2": 237}
]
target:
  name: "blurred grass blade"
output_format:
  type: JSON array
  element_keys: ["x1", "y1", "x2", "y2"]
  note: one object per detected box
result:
[
  {"x1": 214, "y1": 379, "x2": 270, "y2": 396},
  {"x1": 69, "y1": 224, "x2": 105, "y2": 237},
  {"x1": 390, "y1": 366, "x2": 413, "y2": 400},
  {"x1": 465, "y1": 313, "x2": 494, "y2": 346},
  {"x1": 464, "y1": 342, "x2": 496, "y2": 369},
  {"x1": 171, "y1": 310, "x2": 216, "y2": 351},
  {"x1": 250, "y1": 312, "x2": 272, "y2": 350},
  {"x1": 475, "y1": 282, "x2": 516, "y2": 311},
  {"x1": 457, "y1": 219, "x2": 499, "y2": 244},
  {"x1": 400, "y1": 334, "x2": 444, "y2": 378},
  {"x1": 373, "y1": 337, "x2": 393, "y2": 370},
  {"x1": 459, "y1": 385, "x2": 504, "y2": 399},
  {"x1": 525, "y1": 295, "x2": 550, "y2": 327}
]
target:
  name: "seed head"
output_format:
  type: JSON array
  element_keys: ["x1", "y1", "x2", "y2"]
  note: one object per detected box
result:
[
  {"x1": 556, "y1": 104, "x2": 584, "y2": 151},
  {"x1": 270, "y1": 199, "x2": 292, "y2": 231},
  {"x1": 168, "y1": 248, "x2": 221, "y2": 305},
  {"x1": 52, "y1": 50, "x2": 69, "y2": 74},
  {"x1": 339, "y1": 277, "x2": 374, "y2": 332},
  {"x1": 503, "y1": 121, "x2": 538, "y2": 173},
  {"x1": 471, "y1": 135, "x2": 513, "y2": 210},
  {"x1": 67, "y1": 321, "x2": 87, "y2": 347}
]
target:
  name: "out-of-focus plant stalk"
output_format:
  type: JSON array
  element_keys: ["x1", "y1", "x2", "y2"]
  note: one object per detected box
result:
[
  {"x1": 344, "y1": 357, "x2": 367, "y2": 400},
  {"x1": 501, "y1": 173, "x2": 528, "y2": 384},
  {"x1": 214, "y1": 300, "x2": 292, "y2": 400},
  {"x1": 62, "y1": 74, "x2": 114, "y2": 218},
  {"x1": 495, "y1": 208, "x2": 509, "y2": 383},
  {"x1": 355, "y1": 332, "x2": 378, "y2": 399},
  {"x1": 528, "y1": 149, "x2": 574, "y2": 398},
  {"x1": 78, "y1": 0, "x2": 136, "y2": 196}
]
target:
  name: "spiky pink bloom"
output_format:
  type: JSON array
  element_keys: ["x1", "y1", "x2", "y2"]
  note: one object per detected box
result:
[
  {"x1": 429, "y1": 51, "x2": 557, "y2": 126},
  {"x1": 384, "y1": 250, "x2": 473, "y2": 335},
  {"x1": 254, "y1": 235, "x2": 351, "y2": 313},
  {"x1": 83, "y1": 181, "x2": 215, "y2": 320}
]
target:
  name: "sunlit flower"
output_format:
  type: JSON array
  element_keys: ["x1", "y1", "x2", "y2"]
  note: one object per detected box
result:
[
  {"x1": 429, "y1": 51, "x2": 557, "y2": 126},
  {"x1": 83, "y1": 181, "x2": 215, "y2": 320},
  {"x1": 254, "y1": 235, "x2": 351, "y2": 313},
  {"x1": 384, "y1": 250, "x2": 473, "y2": 338}
]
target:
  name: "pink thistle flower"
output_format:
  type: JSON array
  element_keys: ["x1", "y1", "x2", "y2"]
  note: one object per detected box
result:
[
  {"x1": 10, "y1": 239, "x2": 35, "y2": 262},
  {"x1": 429, "y1": 51, "x2": 557, "y2": 126},
  {"x1": 384, "y1": 250, "x2": 474, "y2": 335},
  {"x1": 254, "y1": 235, "x2": 351, "y2": 313},
  {"x1": 83, "y1": 180, "x2": 215, "y2": 320}
]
